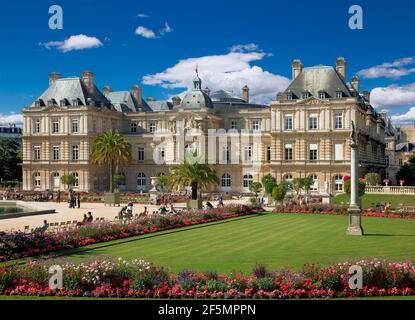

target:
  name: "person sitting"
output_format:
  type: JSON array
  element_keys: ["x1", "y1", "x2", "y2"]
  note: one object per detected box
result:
[
  {"x1": 118, "y1": 206, "x2": 127, "y2": 220},
  {"x1": 138, "y1": 206, "x2": 148, "y2": 218},
  {"x1": 159, "y1": 205, "x2": 167, "y2": 215},
  {"x1": 86, "y1": 212, "x2": 93, "y2": 223},
  {"x1": 39, "y1": 220, "x2": 49, "y2": 233},
  {"x1": 77, "y1": 214, "x2": 88, "y2": 226},
  {"x1": 206, "y1": 201, "x2": 214, "y2": 209}
]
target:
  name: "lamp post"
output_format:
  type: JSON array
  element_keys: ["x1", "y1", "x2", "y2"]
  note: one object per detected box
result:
[{"x1": 347, "y1": 121, "x2": 364, "y2": 236}]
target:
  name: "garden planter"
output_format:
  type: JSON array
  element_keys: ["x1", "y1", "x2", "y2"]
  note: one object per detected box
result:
[
  {"x1": 104, "y1": 192, "x2": 120, "y2": 206},
  {"x1": 187, "y1": 199, "x2": 203, "y2": 209}
]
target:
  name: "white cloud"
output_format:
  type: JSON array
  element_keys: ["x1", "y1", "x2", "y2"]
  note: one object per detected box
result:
[
  {"x1": 135, "y1": 26, "x2": 157, "y2": 39},
  {"x1": 142, "y1": 45, "x2": 290, "y2": 104},
  {"x1": 391, "y1": 107, "x2": 415, "y2": 125},
  {"x1": 159, "y1": 22, "x2": 173, "y2": 35},
  {"x1": 42, "y1": 34, "x2": 103, "y2": 53},
  {"x1": 0, "y1": 113, "x2": 23, "y2": 125},
  {"x1": 135, "y1": 13, "x2": 149, "y2": 18},
  {"x1": 230, "y1": 43, "x2": 259, "y2": 52},
  {"x1": 357, "y1": 57, "x2": 415, "y2": 79},
  {"x1": 370, "y1": 83, "x2": 415, "y2": 108}
]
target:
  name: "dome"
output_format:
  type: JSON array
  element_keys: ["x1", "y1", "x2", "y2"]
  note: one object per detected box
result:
[{"x1": 179, "y1": 75, "x2": 213, "y2": 109}]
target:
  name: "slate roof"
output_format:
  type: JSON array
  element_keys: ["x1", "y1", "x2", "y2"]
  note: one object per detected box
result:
[
  {"x1": 210, "y1": 89, "x2": 245, "y2": 103},
  {"x1": 107, "y1": 91, "x2": 152, "y2": 112},
  {"x1": 278, "y1": 66, "x2": 354, "y2": 100}
]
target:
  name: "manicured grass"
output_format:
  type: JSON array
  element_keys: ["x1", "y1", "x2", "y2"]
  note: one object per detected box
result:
[
  {"x1": 55, "y1": 213, "x2": 415, "y2": 274},
  {"x1": 332, "y1": 193, "x2": 415, "y2": 209}
]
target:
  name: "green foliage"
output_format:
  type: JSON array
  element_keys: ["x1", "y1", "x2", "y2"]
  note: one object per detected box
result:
[
  {"x1": 261, "y1": 174, "x2": 277, "y2": 195},
  {"x1": 396, "y1": 154, "x2": 415, "y2": 185},
  {"x1": 301, "y1": 176, "x2": 314, "y2": 195},
  {"x1": 251, "y1": 277, "x2": 276, "y2": 291},
  {"x1": 168, "y1": 152, "x2": 219, "y2": 200},
  {"x1": 0, "y1": 139, "x2": 22, "y2": 182},
  {"x1": 61, "y1": 174, "x2": 76, "y2": 189},
  {"x1": 113, "y1": 174, "x2": 126, "y2": 186},
  {"x1": 249, "y1": 196, "x2": 261, "y2": 208},
  {"x1": 155, "y1": 175, "x2": 170, "y2": 193},
  {"x1": 272, "y1": 185, "x2": 287, "y2": 204},
  {"x1": 91, "y1": 131, "x2": 132, "y2": 193},
  {"x1": 344, "y1": 179, "x2": 366, "y2": 197},
  {"x1": 365, "y1": 172, "x2": 381, "y2": 186},
  {"x1": 249, "y1": 182, "x2": 262, "y2": 196},
  {"x1": 206, "y1": 279, "x2": 228, "y2": 292}
]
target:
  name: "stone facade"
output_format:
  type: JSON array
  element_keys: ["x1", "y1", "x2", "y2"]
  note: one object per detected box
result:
[{"x1": 22, "y1": 58, "x2": 387, "y2": 194}]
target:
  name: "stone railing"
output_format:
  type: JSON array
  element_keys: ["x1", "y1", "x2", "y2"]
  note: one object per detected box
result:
[{"x1": 365, "y1": 186, "x2": 415, "y2": 195}]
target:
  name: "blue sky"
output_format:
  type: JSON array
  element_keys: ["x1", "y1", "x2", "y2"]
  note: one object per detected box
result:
[{"x1": 0, "y1": 0, "x2": 415, "y2": 124}]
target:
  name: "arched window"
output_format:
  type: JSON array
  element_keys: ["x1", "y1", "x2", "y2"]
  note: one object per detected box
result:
[
  {"x1": 283, "y1": 174, "x2": 293, "y2": 183},
  {"x1": 137, "y1": 172, "x2": 146, "y2": 187},
  {"x1": 52, "y1": 172, "x2": 60, "y2": 188},
  {"x1": 221, "y1": 173, "x2": 231, "y2": 187},
  {"x1": 310, "y1": 174, "x2": 318, "y2": 191},
  {"x1": 72, "y1": 172, "x2": 79, "y2": 187},
  {"x1": 334, "y1": 174, "x2": 343, "y2": 192},
  {"x1": 34, "y1": 172, "x2": 41, "y2": 187},
  {"x1": 243, "y1": 174, "x2": 253, "y2": 188}
]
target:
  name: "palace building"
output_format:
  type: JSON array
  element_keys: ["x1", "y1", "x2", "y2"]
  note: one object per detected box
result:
[{"x1": 22, "y1": 57, "x2": 387, "y2": 194}]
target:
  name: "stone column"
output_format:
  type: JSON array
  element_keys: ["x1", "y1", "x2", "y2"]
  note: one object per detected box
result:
[{"x1": 347, "y1": 139, "x2": 364, "y2": 235}]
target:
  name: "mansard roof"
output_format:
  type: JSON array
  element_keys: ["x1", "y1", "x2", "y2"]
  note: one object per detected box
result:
[
  {"x1": 30, "y1": 77, "x2": 111, "y2": 108},
  {"x1": 210, "y1": 89, "x2": 245, "y2": 103},
  {"x1": 279, "y1": 66, "x2": 354, "y2": 100},
  {"x1": 106, "y1": 91, "x2": 152, "y2": 112}
]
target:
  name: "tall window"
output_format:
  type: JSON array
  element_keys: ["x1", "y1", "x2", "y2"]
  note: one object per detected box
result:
[
  {"x1": 158, "y1": 146, "x2": 165, "y2": 162},
  {"x1": 284, "y1": 174, "x2": 293, "y2": 183},
  {"x1": 334, "y1": 175, "x2": 343, "y2": 192},
  {"x1": 244, "y1": 145, "x2": 252, "y2": 161},
  {"x1": 334, "y1": 143, "x2": 344, "y2": 161},
  {"x1": 221, "y1": 145, "x2": 229, "y2": 163},
  {"x1": 399, "y1": 158, "x2": 403, "y2": 166},
  {"x1": 52, "y1": 119, "x2": 59, "y2": 133},
  {"x1": 284, "y1": 114, "x2": 293, "y2": 130},
  {"x1": 130, "y1": 122, "x2": 137, "y2": 133},
  {"x1": 284, "y1": 144, "x2": 293, "y2": 160},
  {"x1": 336, "y1": 91, "x2": 343, "y2": 99},
  {"x1": 221, "y1": 173, "x2": 231, "y2": 188},
  {"x1": 243, "y1": 174, "x2": 253, "y2": 188},
  {"x1": 309, "y1": 144, "x2": 318, "y2": 161},
  {"x1": 385, "y1": 155, "x2": 389, "y2": 166},
  {"x1": 71, "y1": 119, "x2": 79, "y2": 133},
  {"x1": 138, "y1": 147, "x2": 145, "y2": 162},
  {"x1": 137, "y1": 172, "x2": 146, "y2": 187},
  {"x1": 34, "y1": 119, "x2": 40, "y2": 133},
  {"x1": 52, "y1": 146, "x2": 60, "y2": 161},
  {"x1": 34, "y1": 145, "x2": 41, "y2": 161},
  {"x1": 149, "y1": 121, "x2": 156, "y2": 133},
  {"x1": 267, "y1": 146, "x2": 271, "y2": 162},
  {"x1": 334, "y1": 112, "x2": 343, "y2": 129},
  {"x1": 252, "y1": 120, "x2": 260, "y2": 131},
  {"x1": 73, "y1": 172, "x2": 79, "y2": 187},
  {"x1": 34, "y1": 172, "x2": 41, "y2": 187},
  {"x1": 319, "y1": 92, "x2": 326, "y2": 99},
  {"x1": 309, "y1": 113, "x2": 318, "y2": 130},
  {"x1": 71, "y1": 145, "x2": 79, "y2": 161},
  {"x1": 310, "y1": 175, "x2": 318, "y2": 191},
  {"x1": 52, "y1": 172, "x2": 60, "y2": 188},
  {"x1": 231, "y1": 120, "x2": 238, "y2": 130}
]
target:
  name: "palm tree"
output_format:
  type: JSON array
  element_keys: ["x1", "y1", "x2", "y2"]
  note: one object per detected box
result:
[
  {"x1": 91, "y1": 131, "x2": 132, "y2": 193},
  {"x1": 168, "y1": 153, "x2": 219, "y2": 200}
]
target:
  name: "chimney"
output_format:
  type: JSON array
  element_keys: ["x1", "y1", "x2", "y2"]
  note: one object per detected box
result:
[
  {"x1": 352, "y1": 75, "x2": 360, "y2": 93},
  {"x1": 363, "y1": 90, "x2": 370, "y2": 103},
  {"x1": 48, "y1": 72, "x2": 61, "y2": 86},
  {"x1": 292, "y1": 59, "x2": 303, "y2": 80},
  {"x1": 131, "y1": 85, "x2": 142, "y2": 105},
  {"x1": 336, "y1": 57, "x2": 347, "y2": 79},
  {"x1": 103, "y1": 86, "x2": 112, "y2": 96},
  {"x1": 172, "y1": 96, "x2": 181, "y2": 106},
  {"x1": 203, "y1": 86, "x2": 211, "y2": 96},
  {"x1": 82, "y1": 71, "x2": 95, "y2": 93},
  {"x1": 242, "y1": 85, "x2": 250, "y2": 103}
]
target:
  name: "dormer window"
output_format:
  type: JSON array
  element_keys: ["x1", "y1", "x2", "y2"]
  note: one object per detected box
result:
[
  {"x1": 47, "y1": 100, "x2": 54, "y2": 107},
  {"x1": 302, "y1": 92, "x2": 309, "y2": 99},
  {"x1": 72, "y1": 99, "x2": 79, "y2": 106},
  {"x1": 318, "y1": 91, "x2": 326, "y2": 99},
  {"x1": 336, "y1": 91, "x2": 343, "y2": 99},
  {"x1": 60, "y1": 99, "x2": 66, "y2": 107},
  {"x1": 34, "y1": 100, "x2": 41, "y2": 107},
  {"x1": 286, "y1": 93, "x2": 293, "y2": 100}
]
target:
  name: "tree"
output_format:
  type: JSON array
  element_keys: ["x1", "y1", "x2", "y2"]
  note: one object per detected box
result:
[
  {"x1": 156, "y1": 174, "x2": 170, "y2": 193},
  {"x1": 91, "y1": 131, "x2": 132, "y2": 193},
  {"x1": 290, "y1": 178, "x2": 302, "y2": 198},
  {"x1": 344, "y1": 178, "x2": 366, "y2": 197},
  {"x1": 396, "y1": 154, "x2": 415, "y2": 186},
  {"x1": 249, "y1": 182, "x2": 262, "y2": 197},
  {"x1": 364, "y1": 172, "x2": 380, "y2": 186},
  {"x1": 302, "y1": 176, "x2": 314, "y2": 197},
  {"x1": 61, "y1": 174, "x2": 76, "y2": 190},
  {"x1": 168, "y1": 152, "x2": 219, "y2": 200},
  {"x1": 272, "y1": 184, "x2": 287, "y2": 205},
  {"x1": 0, "y1": 139, "x2": 22, "y2": 183},
  {"x1": 113, "y1": 174, "x2": 126, "y2": 188},
  {"x1": 261, "y1": 174, "x2": 277, "y2": 195}
]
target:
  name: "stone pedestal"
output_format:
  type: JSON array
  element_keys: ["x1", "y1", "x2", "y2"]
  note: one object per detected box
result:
[
  {"x1": 322, "y1": 195, "x2": 331, "y2": 204},
  {"x1": 149, "y1": 177, "x2": 158, "y2": 204},
  {"x1": 347, "y1": 206, "x2": 364, "y2": 235}
]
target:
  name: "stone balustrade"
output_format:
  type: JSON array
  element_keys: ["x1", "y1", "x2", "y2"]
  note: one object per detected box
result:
[{"x1": 365, "y1": 186, "x2": 415, "y2": 195}]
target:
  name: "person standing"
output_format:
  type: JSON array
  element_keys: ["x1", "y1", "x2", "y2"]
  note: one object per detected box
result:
[{"x1": 77, "y1": 193, "x2": 81, "y2": 209}]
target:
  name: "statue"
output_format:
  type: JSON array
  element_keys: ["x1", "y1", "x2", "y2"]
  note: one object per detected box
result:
[
  {"x1": 324, "y1": 180, "x2": 329, "y2": 195},
  {"x1": 350, "y1": 120, "x2": 358, "y2": 146}
]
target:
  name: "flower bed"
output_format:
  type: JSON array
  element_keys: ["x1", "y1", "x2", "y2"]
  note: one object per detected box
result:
[
  {"x1": 0, "y1": 258, "x2": 414, "y2": 299},
  {"x1": 272, "y1": 204, "x2": 415, "y2": 219},
  {"x1": 0, "y1": 205, "x2": 258, "y2": 262}
]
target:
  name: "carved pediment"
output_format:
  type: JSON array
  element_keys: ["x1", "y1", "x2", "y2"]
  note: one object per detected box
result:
[{"x1": 299, "y1": 97, "x2": 330, "y2": 106}]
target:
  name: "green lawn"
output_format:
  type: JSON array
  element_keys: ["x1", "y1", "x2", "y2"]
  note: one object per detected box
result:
[
  {"x1": 332, "y1": 193, "x2": 415, "y2": 210},
  {"x1": 50, "y1": 213, "x2": 415, "y2": 274}
]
